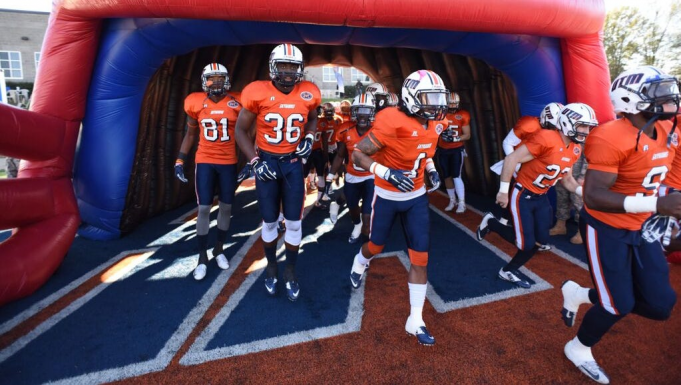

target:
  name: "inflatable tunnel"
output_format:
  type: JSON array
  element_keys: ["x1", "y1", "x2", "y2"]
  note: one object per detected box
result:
[{"x1": 0, "y1": 0, "x2": 612, "y2": 305}]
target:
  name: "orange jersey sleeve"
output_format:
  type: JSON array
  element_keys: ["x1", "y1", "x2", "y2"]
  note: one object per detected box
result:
[
  {"x1": 241, "y1": 81, "x2": 321, "y2": 154},
  {"x1": 584, "y1": 118, "x2": 679, "y2": 230},
  {"x1": 515, "y1": 130, "x2": 581, "y2": 195},
  {"x1": 513, "y1": 116, "x2": 542, "y2": 143},
  {"x1": 183, "y1": 92, "x2": 242, "y2": 164},
  {"x1": 661, "y1": 114, "x2": 681, "y2": 189},
  {"x1": 371, "y1": 107, "x2": 444, "y2": 192},
  {"x1": 437, "y1": 110, "x2": 471, "y2": 149}
]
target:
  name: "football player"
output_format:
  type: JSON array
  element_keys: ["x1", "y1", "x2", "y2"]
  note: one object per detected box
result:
[
  {"x1": 386, "y1": 92, "x2": 399, "y2": 107},
  {"x1": 234, "y1": 44, "x2": 321, "y2": 302},
  {"x1": 305, "y1": 102, "x2": 342, "y2": 204},
  {"x1": 476, "y1": 103, "x2": 596, "y2": 289},
  {"x1": 348, "y1": 70, "x2": 448, "y2": 346},
  {"x1": 560, "y1": 66, "x2": 681, "y2": 384},
  {"x1": 325, "y1": 92, "x2": 376, "y2": 243},
  {"x1": 175, "y1": 63, "x2": 247, "y2": 281},
  {"x1": 436, "y1": 92, "x2": 471, "y2": 213},
  {"x1": 339, "y1": 99, "x2": 352, "y2": 122}
]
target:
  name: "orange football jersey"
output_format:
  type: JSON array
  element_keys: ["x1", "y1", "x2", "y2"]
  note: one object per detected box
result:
[
  {"x1": 337, "y1": 125, "x2": 373, "y2": 178},
  {"x1": 240, "y1": 80, "x2": 321, "y2": 155},
  {"x1": 515, "y1": 129, "x2": 581, "y2": 195},
  {"x1": 513, "y1": 116, "x2": 542, "y2": 148},
  {"x1": 437, "y1": 110, "x2": 471, "y2": 149},
  {"x1": 660, "y1": 114, "x2": 681, "y2": 189},
  {"x1": 184, "y1": 91, "x2": 242, "y2": 165},
  {"x1": 371, "y1": 107, "x2": 447, "y2": 193},
  {"x1": 313, "y1": 116, "x2": 343, "y2": 150},
  {"x1": 585, "y1": 118, "x2": 679, "y2": 230}
]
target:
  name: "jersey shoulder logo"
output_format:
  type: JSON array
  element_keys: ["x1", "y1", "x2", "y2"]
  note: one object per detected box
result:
[
  {"x1": 455, "y1": 114, "x2": 462, "y2": 120},
  {"x1": 573, "y1": 146, "x2": 580, "y2": 155},
  {"x1": 671, "y1": 132, "x2": 679, "y2": 146},
  {"x1": 435, "y1": 124, "x2": 444, "y2": 135},
  {"x1": 320, "y1": 122, "x2": 327, "y2": 128},
  {"x1": 227, "y1": 100, "x2": 239, "y2": 108},
  {"x1": 300, "y1": 91, "x2": 313, "y2": 101}
]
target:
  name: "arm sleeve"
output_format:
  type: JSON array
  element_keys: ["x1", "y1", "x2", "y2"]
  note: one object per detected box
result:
[
  {"x1": 523, "y1": 131, "x2": 550, "y2": 159},
  {"x1": 240, "y1": 83, "x2": 260, "y2": 114},
  {"x1": 585, "y1": 131, "x2": 623, "y2": 173},
  {"x1": 502, "y1": 130, "x2": 521, "y2": 155},
  {"x1": 183, "y1": 94, "x2": 198, "y2": 120},
  {"x1": 369, "y1": 117, "x2": 395, "y2": 148}
]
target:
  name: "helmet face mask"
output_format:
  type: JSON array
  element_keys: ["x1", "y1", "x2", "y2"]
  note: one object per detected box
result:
[
  {"x1": 269, "y1": 44, "x2": 304, "y2": 88},
  {"x1": 611, "y1": 66, "x2": 681, "y2": 120},
  {"x1": 401, "y1": 70, "x2": 449, "y2": 121},
  {"x1": 202, "y1": 63, "x2": 230, "y2": 96},
  {"x1": 448, "y1": 92, "x2": 460, "y2": 113},
  {"x1": 340, "y1": 100, "x2": 351, "y2": 115},
  {"x1": 539, "y1": 102, "x2": 564, "y2": 129},
  {"x1": 351, "y1": 93, "x2": 376, "y2": 128},
  {"x1": 558, "y1": 103, "x2": 598, "y2": 144},
  {"x1": 322, "y1": 102, "x2": 335, "y2": 119}
]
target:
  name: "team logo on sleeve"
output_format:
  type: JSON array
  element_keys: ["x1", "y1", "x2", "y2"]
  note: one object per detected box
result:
[
  {"x1": 227, "y1": 100, "x2": 240, "y2": 108},
  {"x1": 300, "y1": 91, "x2": 313, "y2": 101},
  {"x1": 320, "y1": 122, "x2": 327, "y2": 128},
  {"x1": 435, "y1": 123, "x2": 444, "y2": 135},
  {"x1": 573, "y1": 147, "x2": 580, "y2": 155},
  {"x1": 671, "y1": 132, "x2": 679, "y2": 146},
  {"x1": 455, "y1": 114, "x2": 462, "y2": 120}
]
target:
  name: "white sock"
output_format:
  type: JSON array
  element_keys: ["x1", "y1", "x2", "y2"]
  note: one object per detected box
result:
[
  {"x1": 278, "y1": 212, "x2": 285, "y2": 222},
  {"x1": 454, "y1": 178, "x2": 465, "y2": 202},
  {"x1": 351, "y1": 223, "x2": 362, "y2": 238},
  {"x1": 577, "y1": 287, "x2": 592, "y2": 305},
  {"x1": 569, "y1": 336, "x2": 595, "y2": 361},
  {"x1": 356, "y1": 250, "x2": 371, "y2": 266},
  {"x1": 408, "y1": 282, "x2": 427, "y2": 325},
  {"x1": 446, "y1": 188, "x2": 455, "y2": 200}
]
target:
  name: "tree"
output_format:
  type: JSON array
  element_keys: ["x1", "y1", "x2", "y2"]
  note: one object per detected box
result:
[
  {"x1": 603, "y1": 7, "x2": 646, "y2": 80},
  {"x1": 638, "y1": 3, "x2": 681, "y2": 67}
]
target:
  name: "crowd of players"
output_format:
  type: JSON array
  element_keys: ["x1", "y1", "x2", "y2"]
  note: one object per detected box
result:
[{"x1": 173, "y1": 43, "x2": 681, "y2": 384}]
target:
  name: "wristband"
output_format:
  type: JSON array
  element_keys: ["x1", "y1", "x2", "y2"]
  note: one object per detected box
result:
[
  {"x1": 370, "y1": 162, "x2": 390, "y2": 180},
  {"x1": 177, "y1": 152, "x2": 187, "y2": 162},
  {"x1": 425, "y1": 158, "x2": 436, "y2": 173},
  {"x1": 304, "y1": 133, "x2": 314, "y2": 141},
  {"x1": 499, "y1": 181, "x2": 510, "y2": 194},
  {"x1": 250, "y1": 156, "x2": 260, "y2": 166},
  {"x1": 575, "y1": 186, "x2": 583, "y2": 197},
  {"x1": 175, "y1": 159, "x2": 184, "y2": 165},
  {"x1": 623, "y1": 196, "x2": 657, "y2": 213}
]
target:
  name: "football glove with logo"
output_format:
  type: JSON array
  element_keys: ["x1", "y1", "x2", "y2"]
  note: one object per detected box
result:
[
  {"x1": 175, "y1": 159, "x2": 188, "y2": 183},
  {"x1": 427, "y1": 170, "x2": 441, "y2": 193},
  {"x1": 295, "y1": 133, "x2": 314, "y2": 159},
  {"x1": 386, "y1": 169, "x2": 415, "y2": 192},
  {"x1": 251, "y1": 157, "x2": 277, "y2": 182},
  {"x1": 236, "y1": 164, "x2": 252, "y2": 185}
]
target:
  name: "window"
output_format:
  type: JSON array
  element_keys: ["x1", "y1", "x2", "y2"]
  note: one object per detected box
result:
[
  {"x1": 34, "y1": 52, "x2": 41, "y2": 70},
  {"x1": 351, "y1": 68, "x2": 370, "y2": 82},
  {"x1": 0, "y1": 51, "x2": 23, "y2": 79},
  {"x1": 323, "y1": 66, "x2": 342, "y2": 83}
]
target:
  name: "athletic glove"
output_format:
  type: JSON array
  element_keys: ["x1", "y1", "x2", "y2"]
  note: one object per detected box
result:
[
  {"x1": 427, "y1": 170, "x2": 441, "y2": 193},
  {"x1": 175, "y1": 160, "x2": 188, "y2": 183},
  {"x1": 386, "y1": 169, "x2": 415, "y2": 192},
  {"x1": 236, "y1": 163, "x2": 252, "y2": 185},
  {"x1": 295, "y1": 133, "x2": 314, "y2": 159},
  {"x1": 440, "y1": 129, "x2": 455, "y2": 143},
  {"x1": 251, "y1": 157, "x2": 277, "y2": 182}
]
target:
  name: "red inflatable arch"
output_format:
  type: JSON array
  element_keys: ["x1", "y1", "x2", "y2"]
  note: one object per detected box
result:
[{"x1": 0, "y1": 0, "x2": 612, "y2": 305}]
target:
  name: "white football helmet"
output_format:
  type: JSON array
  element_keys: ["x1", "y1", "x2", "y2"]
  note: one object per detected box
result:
[
  {"x1": 401, "y1": 70, "x2": 449, "y2": 120},
  {"x1": 366, "y1": 82, "x2": 389, "y2": 111},
  {"x1": 351, "y1": 92, "x2": 376, "y2": 127},
  {"x1": 448, "y1": 92, "x2": 460, "y2": 112},
  {"x1": 386, "y1": 92, "x2": 399, "y2": 107},
  {"x1": 269, "y1": 43, "x2": 304, "y2": 87},
  {"x1": 610, "y1": 65, "x2": 680, "y2": 119},
  {"x1": 201, "y1": 63, "x2": 230, "y2": 96},
  {"x1": 557, "y1": 103, "x2": 598, "y2": 143},
  {"x1": 539, "y1": 102, "x2": 564, "y2": 129}
]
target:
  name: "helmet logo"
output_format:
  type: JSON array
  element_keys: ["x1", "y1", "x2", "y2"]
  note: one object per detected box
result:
[
  {"x1": 404, "y1": 79, "x2": 420, "y2": 89},
  {"x1": 562, "y1": 109, "x2": 583, "y2": 120},
  {"x1": 611, "y1": 73, "x2": 644, "y2": 91}
]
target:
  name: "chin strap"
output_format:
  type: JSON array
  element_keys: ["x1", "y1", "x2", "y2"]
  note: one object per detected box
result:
[{"x1": 635, "y1": 115, "x2": 660, "y2": 151}]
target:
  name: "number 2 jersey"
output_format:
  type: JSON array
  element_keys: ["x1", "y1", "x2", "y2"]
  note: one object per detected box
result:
[
  {"x1": 515, "y1": 129, "x2": 581, "y2": 195},
  {"x1": 585, "y1": 118, "x2": 678, "y2": 230},
  {"x1": 184, "y1": 92, "x2": 242, "y2": 165},
  {"x1": 240, "y1": 80, "x2": 321, "y2": 155},
  {"x1": 370, "y1": 107, "x2": 447, "y2": 200}
]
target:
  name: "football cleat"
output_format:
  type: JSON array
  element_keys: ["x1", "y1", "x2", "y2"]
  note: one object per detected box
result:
[
  {"x1": 537, "y1": 243, "x2": 552, "y2": 252},
  {"x1": 564, "y1": 339, "x2": 610, "y2": 384},
  {"x1": 444, "y1": 199, "x2": 456, "y2": 212},
  {"x1": 193, "y1": 264, "x2": 207, "y2": 281},
  {"x1": 350, "y1": 271, "x2": 364, "y2": 289},
  {"x1": 476, "y1": 212, "x2": 495, "y2": 241},
  {"x1": 285, "y1": 280, "x2": 300, "y2": 302},
  {"x1": 405, "y1": 317, "x2": 435, "y2": 346},
  {"x1": 456, "y1": 201, "x2": 466, "y2": 213},
  {"x1": 561, "y1": 280, "x2": 584, "y2": 327},
  {"x1": 264, "y1": 276, "x2": 278, "y2": 296},
  {"x1": 348, "y1": 223, "x2": 363, "y2": 243},
  {"x1": 498, "y1": 268, "x2": 531, "y2": 289},
  {"x1": 216, "y1": 254, "x2": 229, "y2": 270}
]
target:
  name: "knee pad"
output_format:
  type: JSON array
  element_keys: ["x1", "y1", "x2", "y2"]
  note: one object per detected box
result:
[
  {"x1": 217, "y1": 202, "x2": 232, "y2": 231},
  {"x1": 284, "y1": 220, "x2": 303, "y2": 246},
  {"x1": 262, "y1": 221, "x2": 279, "y2": 243},
  {"x1": 196, "y1": 205, "x2": 211, "y2": 236},
  {"x1": 367, "y1": 241, "x2": 384, "y2": 255},
  {"x1": 284, "y1": 220, "x2": 302, "y2": 246},
  {"x1": 408, "y1": 249, "x2": 429, "y2": 266}
]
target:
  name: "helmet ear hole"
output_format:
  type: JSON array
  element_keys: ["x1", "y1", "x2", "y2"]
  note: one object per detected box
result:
[{"x1": 622, "y1": 97, "x2": 630, "y2": 103}]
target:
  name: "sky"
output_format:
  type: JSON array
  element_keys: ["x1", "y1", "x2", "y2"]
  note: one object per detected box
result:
[{"x1": 0, "y1": 0, "x2": 675, "y2": 13}]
